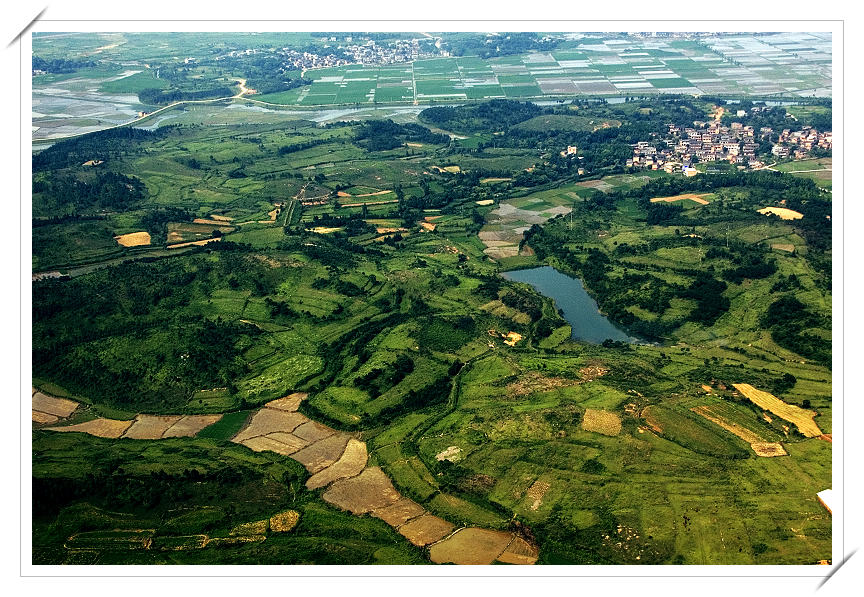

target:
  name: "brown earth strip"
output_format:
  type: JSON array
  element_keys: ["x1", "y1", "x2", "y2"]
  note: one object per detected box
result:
[
  {"x1": 265, "y1": 393, "x2": 307, "y2": 412},
  {"x1": 122, "y1": 415, "x2": 182, "y2": 440},
  {"x1": 292, "y1": 420, "x2": 336, "y2": 443},
  {"x1": 32, "y1": 392, "x2": 79, "y2": 418},
  {"x1": 305, "y1": 439, "x2": 368, "y2": 490},
  {"x1": 496, "y1": 536, "x2": 540, "y2": 565},
  {"x1": 429, "y1": 528, "x2": 514, "y2": 565},
  {"x1": 241, "y1": 435, "x2": 305, "y2": 456},
  {"x1": 162, "y1": 414, "x2": 222, "y2": 438},
  {"x1": 231, "y1": 409, "x2": 308, "y2": 443},
  {"x1": 371, "y1": 497, "x2": 426, "y2": 527},
  {"x1": 32, "y1": 411, "x2": 59, "y2": 424},
  {"x1": 48, "y1": 418, "x2": 133, "y2": 439},
  {"x1": 290, "y1": 433, "x2": 352, "y2": 474},
  {"x1": 322, "y1": 466, "x2": 401, "y2": 514},
  {"x1": 397, "y1": 514, "x2": 455, "y2": 546}
]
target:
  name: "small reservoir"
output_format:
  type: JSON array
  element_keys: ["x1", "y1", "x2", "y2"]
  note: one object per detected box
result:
[{"x1": 502, "y1": 266, "x2": 640, "y2": 344}]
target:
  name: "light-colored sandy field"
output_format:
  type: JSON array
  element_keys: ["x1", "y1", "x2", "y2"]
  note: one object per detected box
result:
[
  {"x1": 397, "y1": 514, "x2": 454, "y2": 546},
  {"x1": 162, "y1": 414, "x2": 222, "y2": 438},
  {"x1": 309, "y1": 227, "x2": 342, "y2": 234},
  {"x1": 122, "y1": 415, "x2": 182, "y2": 440},
  {"x1": 582, "y1": 409, "x2": 622, "y2": 436},
  {"x1": 650, "y1": 193, "x2": 710, "y2": 205},
  {"x1": 114, "y1": 231, "x2": 152, "y2": 247},
  {"x1": 322, "y1": 466, "x2": 401, "y2": 514},
  {"x1": 771, "y1": 244, "x2": 795, "y2": 252},
  {"x1": 229, "y1": 519, "x2": 268, "y2": 536},
  {"x1": 429, "y1": 528, "x2": 514, "y2": 565},
  {"x1": 32, "y1": 392, "x2": 79, "y2": 417},
  {"x1": 371, "y1": 497, "x2": 426, "y2": 527},
  {"x1": 269, "y1": 510, "x2": 300, "y2": 532},
  {"x1": 290, "y1": 433, "x2": 352, "y2": 473},
  {"x1": 305, "y1": 439, "x2": 368, "y2": 489},
  {"x1": 733, "y1": 383, "x2": 822, "y2": 437},
  {"x1": 526, "y1": 480, "x2": 550, "y2": 511},
  {"x1": 475, "y1": 199, "x2": 495, "y2": 206},
  {"x1": 241, "y1": 434, "x2": 307, "y2": 456},
  {"x1": 48, "y1": 418, "x2": 133, "y2": 438},
  {"x1": 758, "y1": 207, "x2": 804, "y2": 220}
]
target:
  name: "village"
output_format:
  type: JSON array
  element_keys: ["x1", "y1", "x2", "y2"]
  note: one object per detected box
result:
[{"x1": 624, "y1": 106, "x2": 832, "y2": 175}]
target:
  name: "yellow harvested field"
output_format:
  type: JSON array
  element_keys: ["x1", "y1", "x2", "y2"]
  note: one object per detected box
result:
[
  {"x1": 405, "y1": 142, "x2": 423, "y2": 148},
  {"x1": 32, "y1": 410, "x2": 59, "y2": 424},
  {"x1": 309, "y1": 227, "x2": 341, "y2": 234},
  {"x1": 758, "y1": 207, "x2": 804, "y2": 220},
  {"x1": 48, "y1": 418, "x2": 133, "y2": 439},
  {"x1": 701, "y1": 384, "x2": 713, "y2": 393},
  {"x1": 162, "y1": 414, "x2": 222, "y2": 438},
  {"x1": 496, "y1": 536, "x2": 539, "y2": 565},
  {"x1": 733, "y1": 383, "x2": 822, "y2": 437},
  {"x1": 503, "y1": 331, "x2": 523, "y2": 347},
  {"x1": 650, "y1": 193, "x2": 710, "y2": 205},
  {"x1": 269, "y1": 510, "x2": 300, "y2": 532},
  {"x1": 371, "y1": 497, "x2": 426, "y2": 527},
  {"x1": 433, "y1": 165, "x2": 461, "y2": 173},
  {"x1": 419, "y1": 221, "x2": 437, "y2": 231},
  {"x1": 206, "y1": 535, "x2": 265, "y2": 547},
  {"x1": 397, "y1": 514, "x2": 454, "y2": 546},
  {"x1": 241, "y1": 434, "x2": 307, "y2": 456},
  {"x1": 322, "y1": 466, "x2": 402, "y2": 514},
  {"x1": 480, "y1": 178, "x2": 511, "y2": 184},
  {"x1": 771, "y1": 244, "x2": 795, "y2": 252},
  {"x1": 192, "y1": 218, "x2": 233, "y2": 226},
  {"x1": 337, "y1": 191, "x2": 352, "y2": 197},
  {"x1": 691, "y1": 406, "x2": 763, "y2": 444},
  {"x1": 292, "y1": 420, "x2": 336, "y2": 443},
  {"x1": 475, "y1": 199, "x2": 495, "y2": 206},
  {"x1": 166, "y1": 237, "x2": 222, "y2": 249},
  {"x1": 32, "y1": 392, "x2": 79, "y2": 417},
  {"x1": 231, "y1": 408, "x2": 308, "y2": 443},
  {"x1": 229, "y1": 519, "x2": 268, "y2": 536},
  {"x1": 355, "y1": 190, "x2": 393, "y2": 197},
  {"x1": 122, "y1": 415, "x2": 182, "y2": 440},
  {"x1": 582, "y1": 409, "x2": 622, "y2": 436},
  {"x1": 114, "y1": 231, "x2": 151, "y2": 247},
  {"x1": 208, "y1": 215, "x2": 234, "y2": 222},
  {"x1": 429, "y1": 528, "x2": 513, "y2": 565},
  {"x1": 751, "y1": 442, "x2": 788, "y2": 457},
  {"x1": 305, "y1": 439, "x2": 368, "y2": 489},
  {"x1": 341, "y1": 200, "x2": 399, "y2": 208},
  {"x1": 290, "y1": 433, "x2": 352, "y2": 474},
  {"x1": 265, "y1": 393, "x2": 307, "y2": 412}
]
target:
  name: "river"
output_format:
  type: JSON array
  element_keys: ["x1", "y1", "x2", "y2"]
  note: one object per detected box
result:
[{"x1": 501, "y1": 266, "x2": 642, "y2": 344}]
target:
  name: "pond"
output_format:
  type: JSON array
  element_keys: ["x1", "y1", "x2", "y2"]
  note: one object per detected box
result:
[{"x1": 501, "y1": 266, "x2": 642, "y2": 344}]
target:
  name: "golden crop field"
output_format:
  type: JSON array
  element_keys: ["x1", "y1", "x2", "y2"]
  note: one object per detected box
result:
[
  {"x1": 733, "y1": 383, "x2": 823, "y2": 437},
  {"x1": 582, "y1": 408, "x2": 622, "y2": 436}
]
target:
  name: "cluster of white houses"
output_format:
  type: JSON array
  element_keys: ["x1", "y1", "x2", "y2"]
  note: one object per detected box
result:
[{"x1": 771, "y1": 127, "x2": 832, "y2": 159}]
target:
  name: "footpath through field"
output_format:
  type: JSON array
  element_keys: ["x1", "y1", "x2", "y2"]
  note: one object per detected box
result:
[{"x1": 34, "y1": 389, "x2": 538, "y2": 565}]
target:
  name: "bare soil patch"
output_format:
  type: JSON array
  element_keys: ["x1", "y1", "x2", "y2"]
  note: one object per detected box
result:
[
  {"x1": 650, "y1": 193, "x2": 710, "y2": 205},
  {"x1": 114, "y1": 231, "x2": 151, "y2": 247},
  {"x1": 265, "y1": 393, "x2": 307, "y2": 412},
  {"x1": 496, "y1": 536, "x2": 540, "y2": 565},
  {"x1": 398, "y1": 514, "x2": 454, "y2": 546},
  {"x1": 292, "y1": 420, "x2": 336, "y2": 443},
  {"x1": 32, "y1": 392, "x2": 79, "y2": 418},
  {"x1": 322, "y1": 466, "x2": 402, "y2": 514},
  {"x1": 691, "y1": 406, "x2": 763, "y2": 444},
  {"x1": 48, "y1": 418, "x2": 133, "y2": 439},
  {"x1": 733, "y1": 383, "x2": 822, "y2": 437},
  {"x1": 436, "y1": 446, "x2": 462, "y2": 462},
  {"x1": 32, "y1": 411, "x2": 59, "y2": 424},
  {"x1": 122, "y1": 415, "x2": 182, "y2": 440},
  {"x1": 751, "y1": 442, "x2": 788, "y2": 457},
  {"x1": 162, "y1": 414, "x2": 222, "y2": 438},
  {"x1": 166, "y1": 238, "x2": 222, "y2": 249},
  {"x1": 429, "y1": 528, "x2": 513, "y2": 565},
  {"x1": 771, "y1": 244, "x2": 795, "y2": 252},
  {"x1": 290, "y1": 433, "x2": 352, "y2": 473},
  {"x1": 305, "y1": 439, "x2": 368, "y2": 489},
  {"x1": 231, "y1": 409, "x2": 309, "y2": 443},
  {"x1": 526, "y1": 480, "x2": 551, "y2": 511},
  {"x1": 241, "y1": 434, "x2": 306, "y2": 456},
  {"x1": 371, "y1": 497, "x2": 426, "y2": 527},
  {"x1": 641, "y1": 406, "x2": 663, "y2": 433},
  {"x1": 582, "y1": 409, "x2": 622, "y2": 436}
]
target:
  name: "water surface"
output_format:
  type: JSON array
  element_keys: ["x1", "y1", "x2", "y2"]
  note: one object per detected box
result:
[{"x1": 502, "y1": 265, "x2": 640, "y2": 344}]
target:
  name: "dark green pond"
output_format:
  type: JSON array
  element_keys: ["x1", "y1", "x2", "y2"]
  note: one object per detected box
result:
[{"x1": 502, "y1": 266, "x2": 640, "y2": 344}]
